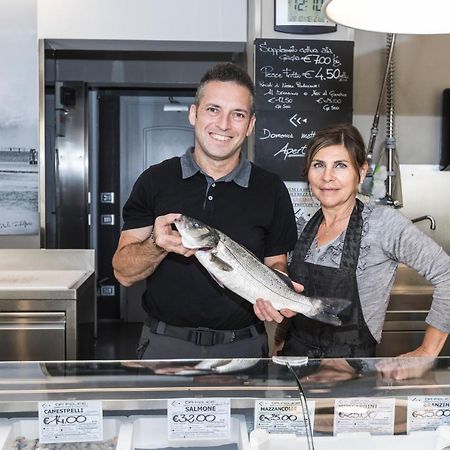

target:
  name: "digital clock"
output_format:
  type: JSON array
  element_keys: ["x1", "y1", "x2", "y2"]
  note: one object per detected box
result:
[{"x1": 275, "y1": 0, "x2": 337, "y2": 34}]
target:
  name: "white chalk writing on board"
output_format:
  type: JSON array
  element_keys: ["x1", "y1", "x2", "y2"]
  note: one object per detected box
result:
[
  {"x1": 255, "y1": 40, "x2": 351, "y2": 112},
  {"x1": 254, "y1": 38, "x2": 353, "y2": 181}
]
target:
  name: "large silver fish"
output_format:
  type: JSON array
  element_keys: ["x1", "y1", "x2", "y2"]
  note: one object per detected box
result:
[{"x1": 174, "y1": 215, "x2": 349, "y2": 326}]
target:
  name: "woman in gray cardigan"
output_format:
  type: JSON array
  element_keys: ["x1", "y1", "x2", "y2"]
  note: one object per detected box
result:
[{"x1": 254, "y1": 124, "x2": 450, "y2": 368}]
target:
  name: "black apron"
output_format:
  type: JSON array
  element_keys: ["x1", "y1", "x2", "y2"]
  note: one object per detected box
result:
[{"x1": 281, "y1": 199, "x2": 377, "y2": 358}]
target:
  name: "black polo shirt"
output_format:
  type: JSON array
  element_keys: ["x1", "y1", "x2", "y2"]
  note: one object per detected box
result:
[{"x1": 122, "y1": 149, "x2": 297, "y2": 329}]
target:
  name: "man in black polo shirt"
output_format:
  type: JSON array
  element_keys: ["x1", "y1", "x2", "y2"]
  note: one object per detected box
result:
[{"x1": 113, "y1": 62, "x2": 297, "y2": 359}]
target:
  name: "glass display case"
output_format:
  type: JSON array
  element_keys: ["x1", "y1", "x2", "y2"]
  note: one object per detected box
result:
[{"x1": 1, "y1": 356, "x2": 450, "y2": 449}]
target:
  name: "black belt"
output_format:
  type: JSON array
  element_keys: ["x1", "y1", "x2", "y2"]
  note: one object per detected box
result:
[{"x1": 146, "y1": 318, "x2": 265, "y2": 346}]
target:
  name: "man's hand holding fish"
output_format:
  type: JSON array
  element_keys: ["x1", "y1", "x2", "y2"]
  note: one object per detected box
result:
[{"x1": 151, "y1": 213, "x2": 196, "y2": 257}]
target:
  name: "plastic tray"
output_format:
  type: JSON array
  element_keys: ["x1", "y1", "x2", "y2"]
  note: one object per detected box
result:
[
  {"x1": 249, "y1": 426, "x2": 450, "y2": 450},
  {"x1": 0, "y1": 417, "x2": 125, "y2": 449},
  {"x1": 130, "y1": 415, "x2": 250, "y2": 450}
]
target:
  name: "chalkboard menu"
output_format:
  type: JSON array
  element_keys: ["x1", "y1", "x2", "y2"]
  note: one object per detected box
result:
[{"x1": 254, "y1": 38, "x2": 354, "y2": 181}]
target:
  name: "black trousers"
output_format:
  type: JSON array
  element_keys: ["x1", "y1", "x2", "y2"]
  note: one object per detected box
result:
[{"x1": 136, "y1": 324, "x2": 269, "y2": 359}]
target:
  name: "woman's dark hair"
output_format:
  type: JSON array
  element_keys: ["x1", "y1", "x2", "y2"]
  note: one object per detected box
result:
[
  {"x1": 195, "y1": 62, "x2": 255, "y2": 112},
  {"x1": 304, "y1": 123, "x2": 367, "y2": 180}
]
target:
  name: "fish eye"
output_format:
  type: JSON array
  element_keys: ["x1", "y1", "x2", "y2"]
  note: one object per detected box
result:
[{"x1": 193, "y1": 222, "x2": 201, "y2": 228}]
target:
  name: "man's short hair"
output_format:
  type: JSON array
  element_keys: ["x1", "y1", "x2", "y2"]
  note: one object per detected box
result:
[{"x1": 195, "y1": 62, "x2": 255, "y2": 111}]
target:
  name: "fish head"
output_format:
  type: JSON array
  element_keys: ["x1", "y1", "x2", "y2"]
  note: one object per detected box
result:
[{"x1": 174, "y1": 215, "x2": 220, "y2": 250}]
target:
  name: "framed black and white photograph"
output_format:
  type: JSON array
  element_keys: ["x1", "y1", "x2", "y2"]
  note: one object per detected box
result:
[
  {"x1": 0, "y1": 148, "x2": 38, "y2": 235},
  {"x1": 0, "y1": 0, "x2": 39, "y2": 235},
  {"x1": 274, "y1": 0, "x2": 337, "y2": 34}
]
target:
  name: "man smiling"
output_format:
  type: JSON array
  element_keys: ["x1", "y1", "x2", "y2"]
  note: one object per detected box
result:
[{"x1": 113, "y1": 63, "x2": 297, "y2": 359}]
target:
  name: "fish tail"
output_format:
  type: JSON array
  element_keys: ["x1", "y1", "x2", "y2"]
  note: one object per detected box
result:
[{"x1": 308, "y1": 296, "x2": 351, "y2": 326}]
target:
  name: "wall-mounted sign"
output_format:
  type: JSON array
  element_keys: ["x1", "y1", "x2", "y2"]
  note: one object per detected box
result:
[{"x1": 254, "y1": 38, "x2": 353, "y2": 181}]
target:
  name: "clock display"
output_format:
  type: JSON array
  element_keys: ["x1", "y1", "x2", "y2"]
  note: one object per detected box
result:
[
  {"x1": 288, "y1": 0, "x2": 327, "y2": 24},
  {"x1": 274, "y1": 0, "x2": 337, "y2": 34}
]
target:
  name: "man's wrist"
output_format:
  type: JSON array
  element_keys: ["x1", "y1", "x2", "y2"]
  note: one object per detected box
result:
[{"x1": 150, "y1": 229, "x2": 167, "y2": 254}]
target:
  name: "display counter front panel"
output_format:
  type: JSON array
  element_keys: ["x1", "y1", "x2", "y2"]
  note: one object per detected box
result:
[{"x1": 1, "y1": 357, "x2": 450, "y2": 449}]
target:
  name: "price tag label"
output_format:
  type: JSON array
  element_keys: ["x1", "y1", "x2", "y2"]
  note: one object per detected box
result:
[
  {"x1": 407, "y1": 396, "x2": 450, "y2": 433},
  {"x1": 334, "y1": 398, "x2": 395, "y2": 436},
  {"x1": 255, "y1": 399, "x2": 315, "y2": 435},
  {"x1": 168, "y1": 398, "x2": 230, "y2": 441},
  {"x1": 38, "y1": 400, "x2": 103, "y2": 444}
]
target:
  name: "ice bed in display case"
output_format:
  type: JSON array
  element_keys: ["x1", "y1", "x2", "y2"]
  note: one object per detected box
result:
[{"x1": 1, "y1": 356, "x2": 450, "y2": 449}]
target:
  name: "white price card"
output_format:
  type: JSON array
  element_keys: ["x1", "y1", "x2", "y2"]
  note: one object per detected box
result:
[
  {"x1": 255, "y1": 399, "x2": 315, "y2": 435},
  {"x1": 334, "y1": 397, "x2": 395, "y2": 436},
  {"x1": 168, "y1": 398, "x2": 230, "y2": 441},
  {"x1": 407, "y1": 396, "x2": 450, "y2": 433},
  {"x1": 38, "y1": 400, "x2": 103, "y2": 444}
]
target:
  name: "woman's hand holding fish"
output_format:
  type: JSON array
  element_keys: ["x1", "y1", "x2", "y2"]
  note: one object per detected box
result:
[
  {"x1": 154, "y1": 214, "x2": 197, "y2": 257},
  {"x1": 253, "y1": 300, "x2": 297, "y2": 323},
  {"x1": 253, "y1": 281, "x2": 304, "y2": 323}
]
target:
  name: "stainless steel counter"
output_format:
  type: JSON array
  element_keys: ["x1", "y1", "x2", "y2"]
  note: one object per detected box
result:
[
  {"x1": 0, "y1": 269, "x2": 92, "y2": 299},
  {"x1": 376, "y1": 264, "x2": 448, "y2": 356},
  {"x1": 0, "y1": 249, "x2": 94, "y2": 270},
  {"x1": 0, "y1": 249, "x2": 95, "y2": 361}
]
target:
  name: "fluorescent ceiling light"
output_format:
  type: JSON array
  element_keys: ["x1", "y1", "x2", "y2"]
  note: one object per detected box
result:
[
  {"x1": 324, "y1": 0, "x2": 450, "y2": 34},
  {"x1": 163, "y1": 104, "x2": 189, "y2": 112}
]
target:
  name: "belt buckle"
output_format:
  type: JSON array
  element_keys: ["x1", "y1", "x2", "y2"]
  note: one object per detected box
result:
[{"x1": 193, "y1": 328, "x2": 217, "y2": 346}]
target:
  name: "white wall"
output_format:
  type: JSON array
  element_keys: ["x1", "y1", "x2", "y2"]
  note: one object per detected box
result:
[
  {"x1": 353, "y1": 31, "x2": 450, "y2": 165},
  {"x1": 37, "y1": 0, "x2": 246, "y2": 43}
]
